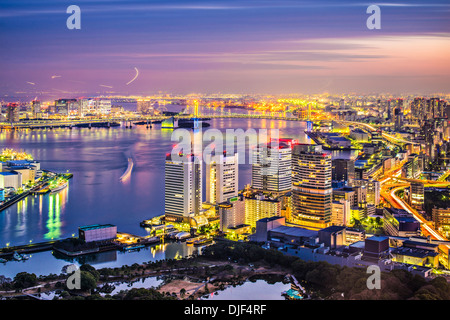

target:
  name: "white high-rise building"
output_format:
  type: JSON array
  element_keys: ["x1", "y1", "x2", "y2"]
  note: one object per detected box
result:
[
  {"x1": 164, "y1": 153, "x2": 202, "y2": 223},
  {"x1": 219, "y1": 197, "x2": 245, "y2": 232},
  {"x1": 251, "y1": 139, "x2": 293, "y2": 192},
  {"x1": 206, "y1": 152, "x2": 239, "y2": 205}
]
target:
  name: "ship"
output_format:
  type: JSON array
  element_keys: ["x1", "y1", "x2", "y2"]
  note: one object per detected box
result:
[{"x1": 50, "y1": 181, "x2": 68, "y2": 193}]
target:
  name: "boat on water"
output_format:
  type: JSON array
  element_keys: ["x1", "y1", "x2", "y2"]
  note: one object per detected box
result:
[
  {"x1": 13, "y1": 251, "x2": 23, "y2": 261},
  {"x1": 50, "y1": 181, "x2": 68, "y2": 193},
  {"x1": 0, "y1": 258, "x2": 7, "y2": 263},
  {"x1": 187, "y1": 235, "x2": 211, "y2": 246},
  {"x1": 123, "y1": 244, "x2": 145, "y2": 251}
]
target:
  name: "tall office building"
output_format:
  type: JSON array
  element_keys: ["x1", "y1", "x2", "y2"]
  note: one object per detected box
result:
[
  {"x1": 164, "y1": 153, "x2": 202, "y2": 223},
  {"x1": 353, "y1": 179, "x2": 380, "y2": 206},
  {"x1": 410, "y1": 182, "x2": 424, "y2": 210},
  {"x1": 54, "y1": 99, "x2": 77, "y2": 115},
  {"x1": 251, "y1": 139, "x2": 294, "y2": 192},
  {"x1": 6, "y1": 103, "x2": 19, "y2": 123},
  {"x1": 206, "y1": 152, "x2": 239, "y2": 205},
  {"x1": 394, "y1": 99, "x2": 404, "y2": 131},
  {"x1": 332, "y1": 158, "x2": 355, "y2": 186},
  {"x1": 292, "y1": 144, "x2": 332, "y2": 229},
  {"x1": 32, "y1": 100, "x2": 41, "y2": 116}
]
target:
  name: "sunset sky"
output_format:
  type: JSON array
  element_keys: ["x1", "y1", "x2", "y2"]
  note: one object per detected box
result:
[{"x1": 0, "y1": 0, "x2": 449, "y2": 98}]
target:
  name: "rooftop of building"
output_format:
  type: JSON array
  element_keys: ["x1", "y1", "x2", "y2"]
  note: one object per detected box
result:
[
  {"x1": 269, "y1": 225, "x2": 318, "y2": 238},
  {"x1": 392, "y1": 247, "x2": 439, "y2": 258},
  {"x1": 257, "y1": 216, "x2": 285, "y2": 223},
  {"x1": 349, "y1": 240, "x2": 365, "y2": 249},
  {"x1": 79, "y1": 224, "x2": 116, "y2": 231},
  {"x1": 6, "y1": 160, "x2": 36, "y2": 165},
  {"x1": 403, "y1": 239, "x2": 439, "y2": 249},
  {"x1": 397, "y1": 216, "x2": 420, "y2": 224},
  {"x1": 366, "y1": 235, "x2": 389, "y2": 242},
  {"x1": 0, "y1": 172, "x2": 18, "y2": 176},
  {"x1": 227, "y1": 224, "x2": 251, "y2": 230},
  {"x1": 319, "y1": 225, "x2": 346, "y2": 234}
]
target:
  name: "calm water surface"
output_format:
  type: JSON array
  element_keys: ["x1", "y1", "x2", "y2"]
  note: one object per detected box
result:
[
  {"x1": 203, "y1": 279, "x2": 291, "y2": 300},
  {"x1": 0, "y1": 107, "x2": 355, "y2": 276}
]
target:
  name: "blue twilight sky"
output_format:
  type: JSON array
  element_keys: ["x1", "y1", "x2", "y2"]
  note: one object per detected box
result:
[{"x1": 0, "y1": 0, "x2": 449, "y2": 98}]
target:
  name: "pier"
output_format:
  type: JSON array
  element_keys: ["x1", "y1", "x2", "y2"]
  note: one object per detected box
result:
[{"x1": 0, "y1": 173, "x2": 73, "y2": 213}]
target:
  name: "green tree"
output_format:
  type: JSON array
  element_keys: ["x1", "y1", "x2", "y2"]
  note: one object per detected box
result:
[
  {"x1": 80, "y1": 264, "x2": 100, "y2": 281},
  {"x1": 13, "y1": 272, "x2": 38, "y2": 289},
  {"x1": 80, "y1": 271, "x2": 97, "y2": 292}
]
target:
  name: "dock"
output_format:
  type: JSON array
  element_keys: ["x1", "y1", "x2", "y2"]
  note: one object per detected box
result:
[{"x1": 0, "y1": 172, "x2": 73, "y2": 212}]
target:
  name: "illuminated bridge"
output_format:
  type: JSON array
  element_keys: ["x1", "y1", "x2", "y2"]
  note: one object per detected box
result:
[{"x1": 0, "y1": 113, "x2": 313, "y2": 129}]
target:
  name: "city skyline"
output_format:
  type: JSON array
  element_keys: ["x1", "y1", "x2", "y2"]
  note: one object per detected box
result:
[{"x1": 1, "y1": 0, "x2": 449, "y2": 98}]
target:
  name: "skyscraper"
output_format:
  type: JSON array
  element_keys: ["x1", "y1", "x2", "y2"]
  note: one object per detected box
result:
[
  {"x1": 332, "y1": 158, "x2": 355, "y2": 186},
  {"x1": 6, "y1": 103, "x2": 19, "y2": 123},
  {"x1": 410, "y1": 182, "x2": 424, "y2": 210},
  {"x1": 251, "y1": 139, "x2": 294, "y2": 192},
  {"x1": 206, "y1": 152, "x2": 239, "y2": 205},
  {"x1": 164, "y1": 153, "x2": 202, "y2": 224},
  {"x1": 32, "y1": 100, "x2": 41, "y2": 116},
  {"x1": 292, "y1": 144, "x2": 332, "y2": 229},
  {"x1": 394, "y1": 99, "x2": 404, "y2": 131}
]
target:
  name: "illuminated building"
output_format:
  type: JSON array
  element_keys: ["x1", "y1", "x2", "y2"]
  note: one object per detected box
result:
[
  {"x1": 137, "y1": 100, "x2": 155, "y2": 114},
  {"x1": 292, "y1": 144, "x2": 332, "y2": 229},
  {"x1": 333, "y1": 187, "x2": 357, "y2": 207},
  {"x1": 254, "y1": 216, "x2": 285, "y2": 242},
  {"x1": 96, "y1": 99, "x2": 112, "y2": 114},
  {"x1": 383, "y1": 207, "x2": 420, "y2": 237},
  {"x1": 6, "y1": 103, "x2": 19, "y2": 123},
  {"x1": 349, "y1": 129, "x2": 370, "y2": 142},
  {"x1": 32, "y1": 100, "x2": 41, "y2": 116},
  {"x1": 79, "y1": 98, "x2": 96, "y2": 116},
  {"x1": 364, "y1": 236, "x2": 389, "y2": 260},
  {"x1": 78, "y1": 224, "x2": 117, "y2": 242},
  {"x1": 318, "y1": 225, "x2": 365, "y2": 248},
  {"x1": 218, "y1": 196, "x2": 245, "y2": 232},
  {"x1": 410, "y1": 182, "x2": 424, "y2": 210},
  {"x1": 332, "y1": 158, "x2": 355, "y2": 186},
  {"x1": 244, "y1": 193, "x2": 282, "y2": 228},
  {"x1": 391, "y1": 240, "x2": 439, "y2": 268},
  {"x1": 206, "y1": 152, "x2": 238, "y2": 205},
  {"x1": 54, "y1": 99, "x2": 77, "y2": 115},
  {"x1": 432, "y1": 207, "x2": 450, "y2": 237},
  {"x1": 164, "y1": 153, "x2": 202, "y2": 223},
  {"x1": 331, "y1": 199, "x2": 351, "y2": 226},
  {"x1": 0, "y1": 172, "x2": 22, "y2": 190},
  {"x1": 251, "y1": 139, "x2": 294, "y2": 192},
  {"x1": 402, "y1": 154, "x2": 421, "y2": 179},
  {"x1": 353, "y1": 179, "x2": 380, "y2": 206}
]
